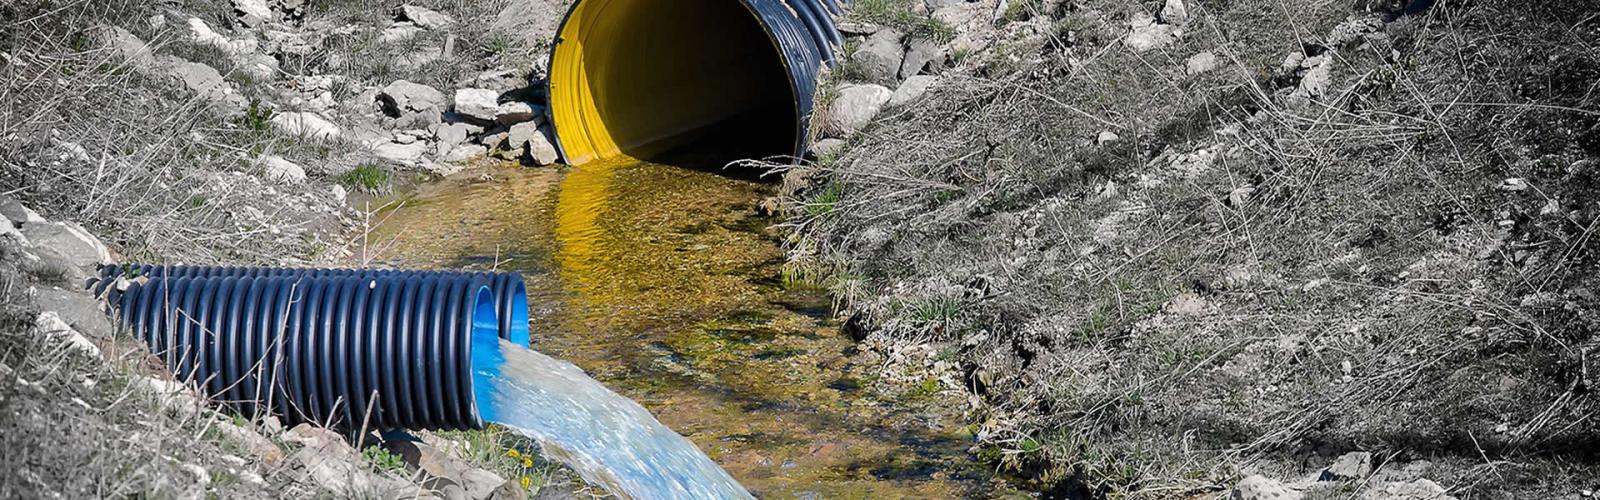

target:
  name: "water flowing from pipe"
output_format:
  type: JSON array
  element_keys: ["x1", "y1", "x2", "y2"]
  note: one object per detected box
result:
[{"x1": 475, "y1": 338, "x2": 752, "y2": 499}]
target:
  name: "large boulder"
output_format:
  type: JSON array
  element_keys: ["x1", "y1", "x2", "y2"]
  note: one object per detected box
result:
[{"x1": 825, "y1": 84, "x2": 893, "y2": 137}]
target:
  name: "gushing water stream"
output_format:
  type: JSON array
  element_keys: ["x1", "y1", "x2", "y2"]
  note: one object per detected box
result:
[{"x1": 476, "y1": 339, "x2": 752, "y2": 499}]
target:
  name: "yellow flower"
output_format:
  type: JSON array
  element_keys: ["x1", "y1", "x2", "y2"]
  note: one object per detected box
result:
[
  {"x1": 505, "y1": 449, "x2": 520, "y2": 459},
  {"x1": 520, "y1": 476, "x2": 531, "y2": 489},
  {"x1": 522, "y1": 457, "x2": 533, "y2": 468}
]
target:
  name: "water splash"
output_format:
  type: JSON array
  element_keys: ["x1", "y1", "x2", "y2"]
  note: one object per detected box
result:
[{"x1": 474, "y1": 338, "x2": 752, "y2": 499}]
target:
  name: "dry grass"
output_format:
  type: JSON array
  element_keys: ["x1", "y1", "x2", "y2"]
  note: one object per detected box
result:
[
  {"x1": 0, "y1": 238, "x2": 333, "y2": 497},
  {"x1": 785, "y1": 0, "x2": 1600, "y2": 497},
  {"x1": 1, "y1": 0, "x2": 581, "y2": 495}
]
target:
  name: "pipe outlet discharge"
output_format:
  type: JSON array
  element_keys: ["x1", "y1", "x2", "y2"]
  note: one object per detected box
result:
[{"x1": 547, "y1": 0, "x2": 844, "y2": 165}]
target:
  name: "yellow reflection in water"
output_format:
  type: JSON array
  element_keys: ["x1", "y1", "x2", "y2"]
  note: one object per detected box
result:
[{"x1": 551, "y1": 155, "x2": 627, "y2": 285}]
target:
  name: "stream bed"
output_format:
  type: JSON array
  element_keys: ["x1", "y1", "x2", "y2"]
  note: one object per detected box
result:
[{"x1": 369, "y1": 158, "x2": 1016, "y2": 498}]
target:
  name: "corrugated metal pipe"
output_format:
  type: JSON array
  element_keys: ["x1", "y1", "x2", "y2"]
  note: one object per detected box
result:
[
  {"x1": 547, "y1": 0, "x2": 845, "y2": 165},
  {"x1": 88, "y1": 266, "x2": 530, "y2": 431}
]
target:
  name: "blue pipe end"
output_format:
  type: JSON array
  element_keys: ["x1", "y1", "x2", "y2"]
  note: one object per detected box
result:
[
  {"x1": 509, "y1": 281, "x2": 530, "y2": 348},
  {"x1": 469, "y1": 286, "x2": 506, "y2": 427}
]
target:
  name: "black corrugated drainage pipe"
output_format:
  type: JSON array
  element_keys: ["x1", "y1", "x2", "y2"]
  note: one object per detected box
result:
[
  {"x1": 547, "y1": 0, "x2": 844, "y2": 165},
  {"x1": 90, "y1": 269, "x2": 524, "y2": 431},
  {"x1": 94, "y1": 265, "x2": 531, "y2": 347}
]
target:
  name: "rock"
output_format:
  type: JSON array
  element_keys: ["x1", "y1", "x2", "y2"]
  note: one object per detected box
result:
[
  {"x1": 855, "y1": 29, "x2": 906, "y2": 83},
  {"x1": 480, "y1": 129, "x2": 510, "y2": 149},
  {"x1": 288, "y1": 424, "x2": 405, "y2": 497},
  {"x1": 401, "y1": 5, "x2": 455, "y2": 30},
  {"x1": 1097, "y1": 130, "x2": 1121, "y2": 145},
  {"x1": 825, "y1": 84, "x2": 893, "y2": 137},
  {"x1": 453, "y1": 88, "x2": 500, "y2": 123},
  {"x1": 260, "y1": 155, "x2": 307, "y2": 183},
  {"x1": 1161, "y1": 0, "x2": 1189, "y2": 26},
  {"x1": 1322, "y1": 451, "x2": 1373, "y2": 481},
  {"x1": 506, "y1": 121, "x2": 540, "y2": 150},
  {"x1": 442, "y1": 144, "x2": 487, "y2": 163},
  {"x1": 460, "y1": 468, "x2": 507, "y2": 499},
  {"x1": 900, "y1": 36, "x2": 945, "y2": 78},
  {"x1": 233, "y1": 0, "x2": 272, "y2": 27},
  {"x1": 379, "y1": 80, "x2": 447, "y2": 118},
  {"x1": 433, "y1": 122, "x2": 477, "y2": 155},
  {"x1": 1498, "y1": 178, "x2": 1529, "y2": 191},
  {"x1": 186, "y1": 17, "x2": 231, "y2": 51},
  {"x1": 215, "y1": 420, "x2": 285, "y2": 465},
  {"x1": 374, "y1": 141, "x2": 429, "y2": 164},
  {"x1": 0, "y1": 195, "x2": 45, "y2": 227},
  {"x1": 526, "y1": 128, "x2": 559, "y2": 165},
  {"x1": 34, "y1": 287, "x2": 112, "y2": 339},
  {"x1": 283, "y1": 424, "x2": 346, "y2": 449},
  {"x1": 1227, "y1": 185, "x2": 1256, "y2": 207},
  {"x1": 1365, "y1": 479, "x2": 1455, "y2": 500},
  {"x1": 494, "y1": 101, "x2": 541, "y2": 125},
  {"x1": 380, "y1": 23, "x2": 424, "y2": 43},
  {"x1": 159, "y1": 56, "x2": 241, "y2": 106},
  {"x1": 1232, "y1": 475, "x2": 1303, "y2": 500},
  {"x1": 96, "y1": 25, "x2": 154, "y2": 65},
  {"x1": 1125, "y1": 14, "x2": 1180, "y2": 52},
  {"x1": 1290, "y1": 55, "x2": 1333, "y2": 102},
  {"x1": 837, "y1": 21, "x2": 880, "y2": 35},
  {"x1": 20, "y1": 221, "x2": 110, "y2": 269},
  {"x1": 34, "y1": 311, "x2": 101, "y2": 357},
  {"x1": 889, "y1": 75, "x2": 937, "y2": 107},
  {"x1": 811, "y1": 138, "x2": 846, "y2": 158},
  {"x1": 270, "y1": 111, "x2": 341, "y2": 139},
  {"x1": 1186, "y1": 51, "x2": 1220, "y2": 75}
]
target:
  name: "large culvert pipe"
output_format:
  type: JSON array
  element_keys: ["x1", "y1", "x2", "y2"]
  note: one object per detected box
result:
[
  {"x1": 97, "y1": 272, "x2": 514, "y2": 431},
  {"x1": 546, "y1": 0, "x2": 843, "y2": 165},
  {"x1": 94, "y1": 265, "x2": 531, "y2": 347}
]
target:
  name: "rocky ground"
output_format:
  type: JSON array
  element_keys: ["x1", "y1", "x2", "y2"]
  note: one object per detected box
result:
[
  {"x1": 1, "y1": 0, "x2": 595, "y2": 497},
  {"x1": 6, "y1": 0, "x2": 1598, "y2": 498},
  {"x1": 787, "y1": 0, "x2": 1600, "y2": 498}
]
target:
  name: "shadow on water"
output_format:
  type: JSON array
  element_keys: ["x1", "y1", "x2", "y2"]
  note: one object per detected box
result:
[{"x1": 370, "y1": 157, "x2": 1021, "y2": 498}]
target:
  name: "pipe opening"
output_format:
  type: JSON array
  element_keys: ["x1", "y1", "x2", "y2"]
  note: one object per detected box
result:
[
  {"x1": 550, "y1": 0, "x2": 799, "y2": 166},
  {"x1": 508, "y1": 280, "x2": 530, "y2": 347},
  {"x1": 469, "y1": 285, "x2": 503, "y2": 426}
]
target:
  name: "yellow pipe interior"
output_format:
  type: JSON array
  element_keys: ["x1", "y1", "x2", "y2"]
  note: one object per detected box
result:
[{"x1": 550, "y1": 0, "x2": 797, "y2": 165}]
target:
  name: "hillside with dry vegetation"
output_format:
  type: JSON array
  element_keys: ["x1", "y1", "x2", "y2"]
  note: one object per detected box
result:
[{"x1": 785, "y1": 0, "x2": 1600, "y2": 497}]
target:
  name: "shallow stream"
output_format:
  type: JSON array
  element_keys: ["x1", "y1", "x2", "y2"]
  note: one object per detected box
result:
[{"x1": 371, "y1": 158, "x2": 1013, "y2": 497}]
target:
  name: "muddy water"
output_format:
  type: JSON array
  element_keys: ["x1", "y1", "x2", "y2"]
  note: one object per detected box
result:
[{"x1": 369, "y1": 158, "x2": 1013, "y2": 498}]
